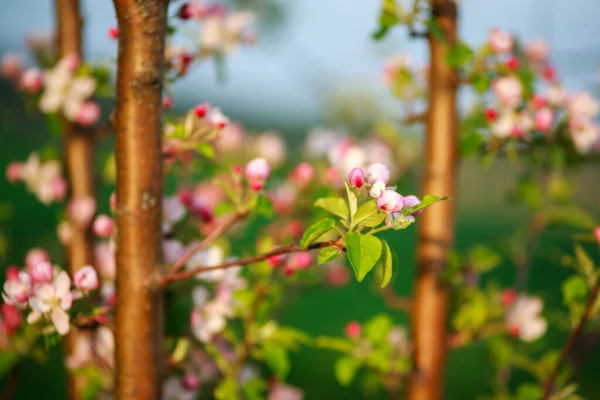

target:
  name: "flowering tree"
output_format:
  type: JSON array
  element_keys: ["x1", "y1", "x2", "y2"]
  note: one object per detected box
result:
[{"x1": 1, "y1": 0, "x2": 600, "y2": 399}]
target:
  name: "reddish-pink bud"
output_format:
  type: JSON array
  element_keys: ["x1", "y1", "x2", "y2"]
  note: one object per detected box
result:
[
  {"x1": 506, "y1": 56, "x2": 519, "y2": 70},
  {"x1": 268, "y1": 254, "x2": 284, "y2": 268},
  {"x1": 233, "y1": 165, "x2": 242, "y2": 174},
  {"x1": 178, "y1": 188, "x2": 193, "y2": 206},
  {"x1": 178, "y1": 3, "x2": 192, "y2": 19},
  {"x1": 20, "y1": 68, "x2": 43, "y2": 93},
  {"x1": 531, "y1": 94, "x2": 546, "y2": 109},
  {"x1": 108, "y1": 27, "x2": 119, "y2": 40},
  {"x1": 289, "y1": 252, "x2": 312, "y2": 270},
  {"x1": 181, "y1": 374, "x2": 200, "y2": 391},
  {"x1": 484, "y1": 107, "x2": 498, "y2": 122},
  {"x1": 92, "y1": 215, "x2": 114, "y2": 238},
  {"x1": 285, "y1": 220, "x2": 303, "y2": 238},
  {"x1": 534, "y1": 107, "x2": 554, "y2": 132},
  {"x1": 345, "y1": 321, "x2": 362, "y2": 339},
  {"x1": 1, "y1": 304, "x2": 22, "y2": 334},
  {"x1": 25, "y1": 248, "x2": 50, "y2": 268},
  {"x1": 5, "y1": 266, "x2": 20, "y2": 282},
  {"x1": 68, "y1": 196, "x2": 96, "y2": 227},
  {"x1": 508, "y1": 325, "x2": 520, "y2": 337},
  {"x1": 194, "y1": 103, "x2": 210, "y2": 118},
  {"x1": 289, "y1": 162, "x2": 315, "y2": 187},
  {"x1": 543, "y1": 65, "x2": 557, "y2": 82},
  {"x1": 162, "y1": 96, "x2": 173, "y2": 109},
  {"x1": 74, "y1": 265, "x2": 99, "y2": 291},
  {"x1": 501, "y1": 289, "x2": 517, "y2": 307},
  {"x1": 594, "y1": 226, "x2": 600, "y2": 245},
  {"x1": 348, "y1": 167, "x2": 365, "y2": 188},
  {"x1": 5, "y1": 162, "x2": 23, "y2": 183},
  {"x1": 246, "y1": 158, "x2": 270, "y2": 190},
  {"x1": 28, "y1": 261, "x2": 54, "y2": 284},
  {"x1": 77, "y1": 101, "x2": 101, "y2": 126}
]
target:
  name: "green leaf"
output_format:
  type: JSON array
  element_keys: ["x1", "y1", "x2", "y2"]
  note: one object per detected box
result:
[
  {"x1": 215, "y1": 377, "x2": 239, "y2": 400},
  {"x1": 402, "y1": 194, "x2": 450, "y2": 216},
  {"x1": 562, "y1": 275, "x2": 588, "y2": 306},
  {"x1": 0, "y1": 352, "x2": 18, "y2": 377},
  {"x1": 214, "y1": 202, "x2": 236, "y2": 217},
  {"x1": 241, "y1": 378, "x2": 268, "y2": 400},
  {"x1": 344, "y1": 181, "x2": 358, "y2": 221},
  {"x1": 195, "y1": 142, "x2": 215, "y2": 159},
  {"x1": 447, "y1": 41, "x2": 474, "y2": 68},
  {"x1": 363, "y1": 314, "x2": 393, "y2": 343},
  {"x1": 254, "y1": 195, "x2": 274, "y2": 218},
  {"x1": 315, "y1": 336, "x2": 354, "y2": 352},
  {"x1": 468, "y1": 245, "x2": 502, "y2": 273},
  {"x1": 353, "y1": 200, "x2": 386, "y2": 229},
  {"x1": 263, "y1": 346, "x2": 290, "y2": 380},
  {"x1": 574, "y1": 245, "x2": 597, "y2": 286},
  {"x1": 318, "y1": 246, "x2": 341, "y2": 265},
  {"x1": 315, "y1": 197, "x2": 349, "y2": 221},
  {"x1": 379, "y1": 240, "x2": 393, "y2": 288},
  {"x1": 345, "y1": 232, "x2": 383, "y2": 281},
  {"x1": 301, "y1": 218, "x2": 336, "y2": 248},
  {"x1": 335, "y1": 356, "x2": 361, "y2": 386},
  {"x1": 515, "y1": 383, "x2": 543, "y2": 400},
  {"x1": 372, "y1": 0, "x2": 400, "y2": 40}
]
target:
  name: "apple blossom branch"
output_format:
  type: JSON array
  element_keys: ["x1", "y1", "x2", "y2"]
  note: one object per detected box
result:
[
  {"x1": 542, "y1": 280, "x2": 600, "y2": 400},
  {"x1": 160, "y1": 239, "x2": 344, "y2": 287},
  {"x1": 167, "y1": 211, "x2": 249, "y2": 275}
]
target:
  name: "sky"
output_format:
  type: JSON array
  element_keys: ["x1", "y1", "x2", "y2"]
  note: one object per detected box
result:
[{"x1": 1, "y1": 0, "x2": 600, "y2": 133}]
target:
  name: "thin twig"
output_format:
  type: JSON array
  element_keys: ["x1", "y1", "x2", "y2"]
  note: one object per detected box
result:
[
  {"x1": 541, "y1": 281, "x2": 600, "y2": 400},
  {"x1": 167, "y1": 211, "x2": 248, "y2": 274},
  {"x1": 161, "y1": 239, "x2": 343, "y2": 286},
  {"x1": 380, "y1": 286, "x2": 412, "y2": 311}
]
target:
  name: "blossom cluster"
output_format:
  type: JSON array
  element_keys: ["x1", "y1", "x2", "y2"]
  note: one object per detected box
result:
[
  {"x1": 1, "y1": 53, "x2": 101, "y2": 126},
  {"x1": 6, "y1": 153, "x2": 67, "y2": 205}
]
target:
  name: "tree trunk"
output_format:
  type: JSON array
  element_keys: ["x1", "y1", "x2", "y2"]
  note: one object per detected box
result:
[
  {"x1": 111, "y1": 0, "x2": 168, "y2": 398},
  {"x1": 408, "y1": 1, "x2": 458, "y2": 399},
  {"x1": 54, "y1": 0, "x2": 95, "y2": 398}
]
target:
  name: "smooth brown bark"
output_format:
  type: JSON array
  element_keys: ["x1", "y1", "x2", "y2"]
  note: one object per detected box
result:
[
  {"x1": 112, "y1": 0, "x2": 168, "y2": 398},
  {"x1": 408, "y1": 1, "x2": 458, "y2": 399},
  {"x1": 55, "y1": 1, "x2": 94, "y2": 398}
]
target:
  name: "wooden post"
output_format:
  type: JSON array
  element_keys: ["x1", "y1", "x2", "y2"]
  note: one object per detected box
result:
[
  {"x1": 111, "y1": 0, "x2": 169, "y2": 397},
  {"x1": 408, "y1": 1, "x2": 458, "y2": 399}
]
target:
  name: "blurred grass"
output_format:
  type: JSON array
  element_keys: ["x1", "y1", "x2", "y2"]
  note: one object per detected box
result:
[{"x1": 1, "y1": 81, "x2": 600, "y2": 399}]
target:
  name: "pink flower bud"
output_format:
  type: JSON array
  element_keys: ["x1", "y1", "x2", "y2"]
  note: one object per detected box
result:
[
  {"x1": 68, "y1": 196, "x2": 96, "y2": 227},
  {"x1": 19, "y1": 68, "x2": 43, "y2": 93},
  {"x1": 245, "y1": 158, "x2": 270, "y2": 191},
  {"x1": 594, "y1": 226, "x2": 600, "y2": 245},
  {"x1": 484, "y1": 107, "x2": 498, "y2": 122},
  {"x1": 525, "y1": 39, "x2": 549, "y2": 63},
  {"x1": 506, "y1": 56, "x2": 519, "y2": 70},
  {"x1": 348, "y1": 167, "x2": 365, "y2": 188},
  {"x1": 1, "y1": 304, "x2": 22, "y2": 334},
  {"x1": 289, "y1": 252, "x2": 312, "y2": 270},
  {"x1": 488, "y1": 28, "x2": 513, "y2": 53},
  {"x1": 345, "y1": 321, "x2": 361, "y2": 339},
  {"x1": 51, "y1": 177, "x2": 68, "y2": 201},
  {"x1": 178, "y1": 3, "x2": 192, "y2": 19},
  {"x1": 534, "y1": 107, "x2": 554, "y2": 132},
  {"x1": 403, "y1": 195, "x2": 423, "y2": 216},
  {"x1": 206, "y1": 108, "x2": 229, "y2": 129},
  {"x1": 182, "y1": 374, "x2": 200, "y2": 391},
  {"x1": 377, "y1": 190, "x2": 404, "y2": 213},
  {"x1": 268, "y1": 254, "x2": 284, "y2": 268},
  {"x1": 366, "y1": 163, "x2": 390, "y2": 185},
  {"x1": 501, "y1": 289, "x2": 517, "y2": 307},
  {"x1": 1, "y1": 53, "x2": 22, "y2": 80},
  {"x1": 194, "y1": 103, "x2": 210, "y2": 118},
  {"x1": 289, "y1": 162, "x2": 315, "y2": 187},
  {"x1": 108, "y1": 27, "x2": 119, "y2": 40},
  {"x1": 162, "y1": 96, "x2": 173, "y2": 109},
  {"x1": 5, "y1": 162, "x2": 23, "y2": 183},
  {"x1": 5, "y1": 266, "x2": 20, "y2": 281},
  {"x1": 325, "y1": 263, "x2": 350, "y2": 287},
  {"x1": 543, "y1": 65, "x2": 557, "y2": 82},
  {"x1": 74, "y1": 265, "x2": 99, "y2": 291},
  {"x1": 77, "y1": 101, "x2": 101, "y2": 126},
  {"x1": 531, "y1": 94, "x2": 546, "y2": 109},
  {"x1": 28, "y1": 261, "x2": 54, "y2": 284},
  {"x1": 285, "y1": 220, "x2": 303, "y2": 238},
  {"x1": 25, "y1": 248, "x2": 50, "y2": 268},
  {"x1": 92, "y1": 215, "x2": 114, "y2": 238}
]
